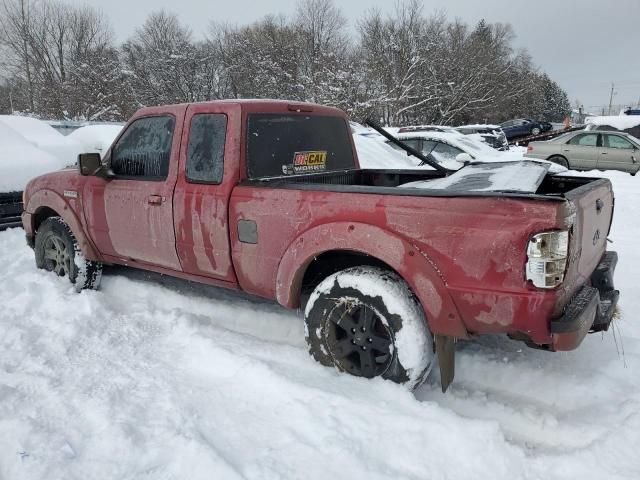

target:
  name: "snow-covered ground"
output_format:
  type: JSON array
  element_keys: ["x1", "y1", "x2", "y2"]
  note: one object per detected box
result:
[{"x1": 1, "y1": 171, "x2": 639, "y2": 479}]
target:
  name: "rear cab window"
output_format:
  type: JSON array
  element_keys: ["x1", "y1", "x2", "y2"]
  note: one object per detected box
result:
[{"x1": 246, "y1": 114, "x2": 355, "y2": 179}]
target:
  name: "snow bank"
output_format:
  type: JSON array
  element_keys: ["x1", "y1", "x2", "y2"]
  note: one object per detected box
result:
[
  {"x1": 0, "y1": 116, "x2": 83, "y2": 166},
  {"x1": 68, "y1": 125, "x2": 123, "y2": 155},
  {"x1": 0, "y1": 123, "x2": 66, "y2": 192},
  {"x1": 1, "y1": 171, "x2": 640, "y2": 479}
]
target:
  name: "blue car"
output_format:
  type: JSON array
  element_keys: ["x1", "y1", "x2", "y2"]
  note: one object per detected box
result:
[{"x1": 500, "y1": 118, "x2": 551, "y2": 140}]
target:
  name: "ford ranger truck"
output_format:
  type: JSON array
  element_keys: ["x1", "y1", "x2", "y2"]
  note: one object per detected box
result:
[{"x1": 21, "y1": 100, "x2": 619, "y2": 391}]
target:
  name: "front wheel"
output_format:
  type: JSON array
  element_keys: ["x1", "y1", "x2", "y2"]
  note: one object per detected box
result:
[
  {"x1": 531, "y1": 127, "x2": 541, "y2": 135},
  {"x1": 304, "y1": 266, "x2": 434, "y2": 389},
  {"x1": 34, "y1": 217, "x2": 102, "y2": 291}
]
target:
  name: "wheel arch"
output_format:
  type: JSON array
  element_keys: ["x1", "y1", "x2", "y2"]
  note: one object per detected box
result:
[
  {"x1": 25, "y1": 189, "x2": 101, "y2": 262},
  {"x1": 276, "y1": 221, "x2": 468, "y2": 338}
]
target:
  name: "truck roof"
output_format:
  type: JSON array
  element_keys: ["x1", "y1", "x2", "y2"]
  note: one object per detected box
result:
[{"x1": 136, "y1": 99, "x2": 347, "y2": 118}]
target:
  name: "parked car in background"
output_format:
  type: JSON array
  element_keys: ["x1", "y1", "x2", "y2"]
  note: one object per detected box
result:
[
  {"x1": 525, "y1": 130, "x2": 640, "y2": 175},
  {"x1": 0, "y1": 115, "x2": 83, "y2": 166},
  {"x1": 585, "y1": 115, "x2": 640, "y2": 140},
  {"x1": 0, "y1": 122, "x2": 68, "y2": 230},
  {"x1": 387, "y1": 129, "x2": 565, "y2": 173},
  {"x1": 500, "y1": 118, "x2": 552, "y2": 140},
  {"x1": 350, "y1": 122, "x2": 421, "y2": 169},
  {"x1": 455, "y1": 124, "x2": 509, "y2": 150},
  {"x1": 396, "y1": 125, "x2": 458, "y2": 134},
  {"x1": 68, "y1": 125, "x2": 124, "y2": 156}
]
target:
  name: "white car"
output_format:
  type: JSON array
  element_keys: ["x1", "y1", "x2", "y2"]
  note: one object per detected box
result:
[
  {"x1": 350, "y1": 122, "x2": 422, "y2": 169},
  {"x1": 68, "y1": 124, "x2": 124, "y2": 156},
  {"x1": 387, "y1": 130, "x2": 566, "y2": 173},
  {"x1": 0, "y1": 115, "x2": 83, "y2": 166}
]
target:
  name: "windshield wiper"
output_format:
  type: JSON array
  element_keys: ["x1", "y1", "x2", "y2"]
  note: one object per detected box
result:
[{"x1": 363, "y1": 118, "x2": 452, "y2": 175}]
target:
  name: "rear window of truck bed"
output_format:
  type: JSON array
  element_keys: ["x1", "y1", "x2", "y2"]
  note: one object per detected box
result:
[{"x1": 246, "y1": 114, "x2": 356, "y2": 179}]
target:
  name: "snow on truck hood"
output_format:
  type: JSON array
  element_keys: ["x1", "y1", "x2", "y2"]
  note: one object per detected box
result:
[{"x1": 400, "y1": 161, "x2": 551, "y2": 193}]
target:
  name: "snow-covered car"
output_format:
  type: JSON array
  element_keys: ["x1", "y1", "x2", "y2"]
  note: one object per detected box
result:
[
  {"x1": 386, "y1": 129, "x2": 566, "y2": 174},
  {"x1": 68, "y1": 124, "x2": 124, "y2": 156},
  {"x1": 350, "y1": 122, "x2": 421, "y2": 169},
  {"x1": 397, "y1": 125, "x2": 459, "y2": 134},
  {"x1": 0, "y1": 122, "x2": 68, "y2": 229},
  {"x1": 0, "y1": 115, "x2": 83, "y2": 166},
  {"x1": 584, "y1": 115, "x2": 640, "y2": 140},
  {"x1": 455, "y1": 124, "x2": 509, "y2": 150}
]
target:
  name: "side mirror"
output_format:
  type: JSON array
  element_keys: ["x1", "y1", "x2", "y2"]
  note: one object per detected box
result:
[
  {"x1": 456, "y1": 153, "x2": 473, "y2": 162},
  {"x1": 78, "y1": 153, "x2": 109, "y2": 178}
]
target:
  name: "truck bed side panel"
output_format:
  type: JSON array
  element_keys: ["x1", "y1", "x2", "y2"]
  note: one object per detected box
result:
[{"x1": 229, "y1": 185, "x2": 564, "y2": 341}]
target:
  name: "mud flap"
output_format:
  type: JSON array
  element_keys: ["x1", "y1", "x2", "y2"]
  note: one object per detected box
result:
[{"x1": 435, "y1": 334, "x2": 455, "y2": 393}]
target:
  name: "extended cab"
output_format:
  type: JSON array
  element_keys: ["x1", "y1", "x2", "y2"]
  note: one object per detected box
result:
[{"x1": 21, "y1": 100, "x2": 619, "y2": 390}]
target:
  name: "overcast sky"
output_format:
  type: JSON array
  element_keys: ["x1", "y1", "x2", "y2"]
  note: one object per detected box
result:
[{"x1": 67, "y1": 0, "x2": 640, "y2": 113}]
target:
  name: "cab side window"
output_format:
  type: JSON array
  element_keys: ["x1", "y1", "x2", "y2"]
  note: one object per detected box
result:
[
  {"x1": 568, "y1": 133, "x2": 598, "y2": 147},
  {"x1": 186, "y1": 114, "x2": 227, "y2": 184},
  {"x1": 111, "y1": 116, "x2": 175, "y2": 179}
]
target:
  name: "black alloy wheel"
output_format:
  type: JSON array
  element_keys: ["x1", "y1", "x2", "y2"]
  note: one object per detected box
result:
[{"x1": 325, "y1": 301, "x2": 393, "y2": 378}]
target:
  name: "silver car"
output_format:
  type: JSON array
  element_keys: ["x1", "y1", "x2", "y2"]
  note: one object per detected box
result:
[{"x1": 524, "y1": 130, "x2": 640, "y2": 175}]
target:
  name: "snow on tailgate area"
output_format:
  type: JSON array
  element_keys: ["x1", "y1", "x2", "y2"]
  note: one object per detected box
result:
[{"x1": 1, "y1": 171, "x2": 639, "y2": 480}]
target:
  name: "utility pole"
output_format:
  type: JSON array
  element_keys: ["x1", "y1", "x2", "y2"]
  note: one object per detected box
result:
[{"x1": 608, "y1": 82, "x2": 615, "y2": 115}]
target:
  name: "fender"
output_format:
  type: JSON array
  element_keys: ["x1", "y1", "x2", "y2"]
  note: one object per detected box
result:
[
  {"x1": 25, "y1": 189, "x2": 102, "y2": 262},
  {"x1": 276, "y1": 222, "x2": 468, "y2": 339}
]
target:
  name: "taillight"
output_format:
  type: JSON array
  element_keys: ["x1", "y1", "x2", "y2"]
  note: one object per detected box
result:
[
  {"x1": 526, "y1": 230, "x2": 569, "y2": 288},
  {"x1": 527, "y1": 145, "x2": 533, "y2": 152}
]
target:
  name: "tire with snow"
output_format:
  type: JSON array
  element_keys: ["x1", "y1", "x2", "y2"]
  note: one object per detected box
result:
[
  {"x1": 548, "y1": 155, "x2": 569, "y2": 169},
  {"x1": 34, "y1": 216, "x2": 102, "y2": 291},
  {"x1": 304, "y1": 266, "x2": 434, "y2": 389}
]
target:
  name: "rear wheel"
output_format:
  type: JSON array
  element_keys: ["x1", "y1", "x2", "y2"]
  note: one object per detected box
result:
[
  {"x1": 548, "y1": 155, "x2": 569, "y2": 169},
  {"x1": 35, "y1": 217, "x2": 102, "y2": 291},
  {"x1": 304, "y1": 266, "x2": 434, "y2": 389}
]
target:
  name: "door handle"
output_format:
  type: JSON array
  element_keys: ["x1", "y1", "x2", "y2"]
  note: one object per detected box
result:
[
  {"x1": 601, "y1": 152, "x2": 608, "y2": 155},
  {"x1": 148, "y1": 195, "x2": 163, "y2": 205},
  {"x1": 562, "y1": 149, "x2": 571, "y2": 152}
]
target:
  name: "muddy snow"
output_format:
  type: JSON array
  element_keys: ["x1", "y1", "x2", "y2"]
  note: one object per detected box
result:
[{"x1": 1, "y1": 171, "x2": 639, "y2": 479}]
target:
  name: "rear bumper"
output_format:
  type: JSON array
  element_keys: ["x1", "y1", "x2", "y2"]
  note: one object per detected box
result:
[{"x1": 550, "y1": 251, "x2": 619, "y2": 351}]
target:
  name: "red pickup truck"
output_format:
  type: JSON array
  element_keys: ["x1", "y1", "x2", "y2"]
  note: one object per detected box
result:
[{"x1": 21, "y1": 100, "x2": 619, "y2": 391}]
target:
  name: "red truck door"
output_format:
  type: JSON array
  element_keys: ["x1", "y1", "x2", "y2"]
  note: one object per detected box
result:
[
  {"x1": 83, "y1": 105, "x2": 186, "y2": 270},
  {"x1": 172, "y1": 102, "x2": 241, "y2": 283}
]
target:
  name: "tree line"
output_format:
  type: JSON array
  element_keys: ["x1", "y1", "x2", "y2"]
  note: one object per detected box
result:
[{"x1": 0, "y1": 0, "x2": 570, "y2": 125}]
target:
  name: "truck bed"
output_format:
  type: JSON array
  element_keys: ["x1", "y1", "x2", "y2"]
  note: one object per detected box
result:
[{"x1": 242, "y1": 166, "x2": 604, "y2": 201}]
